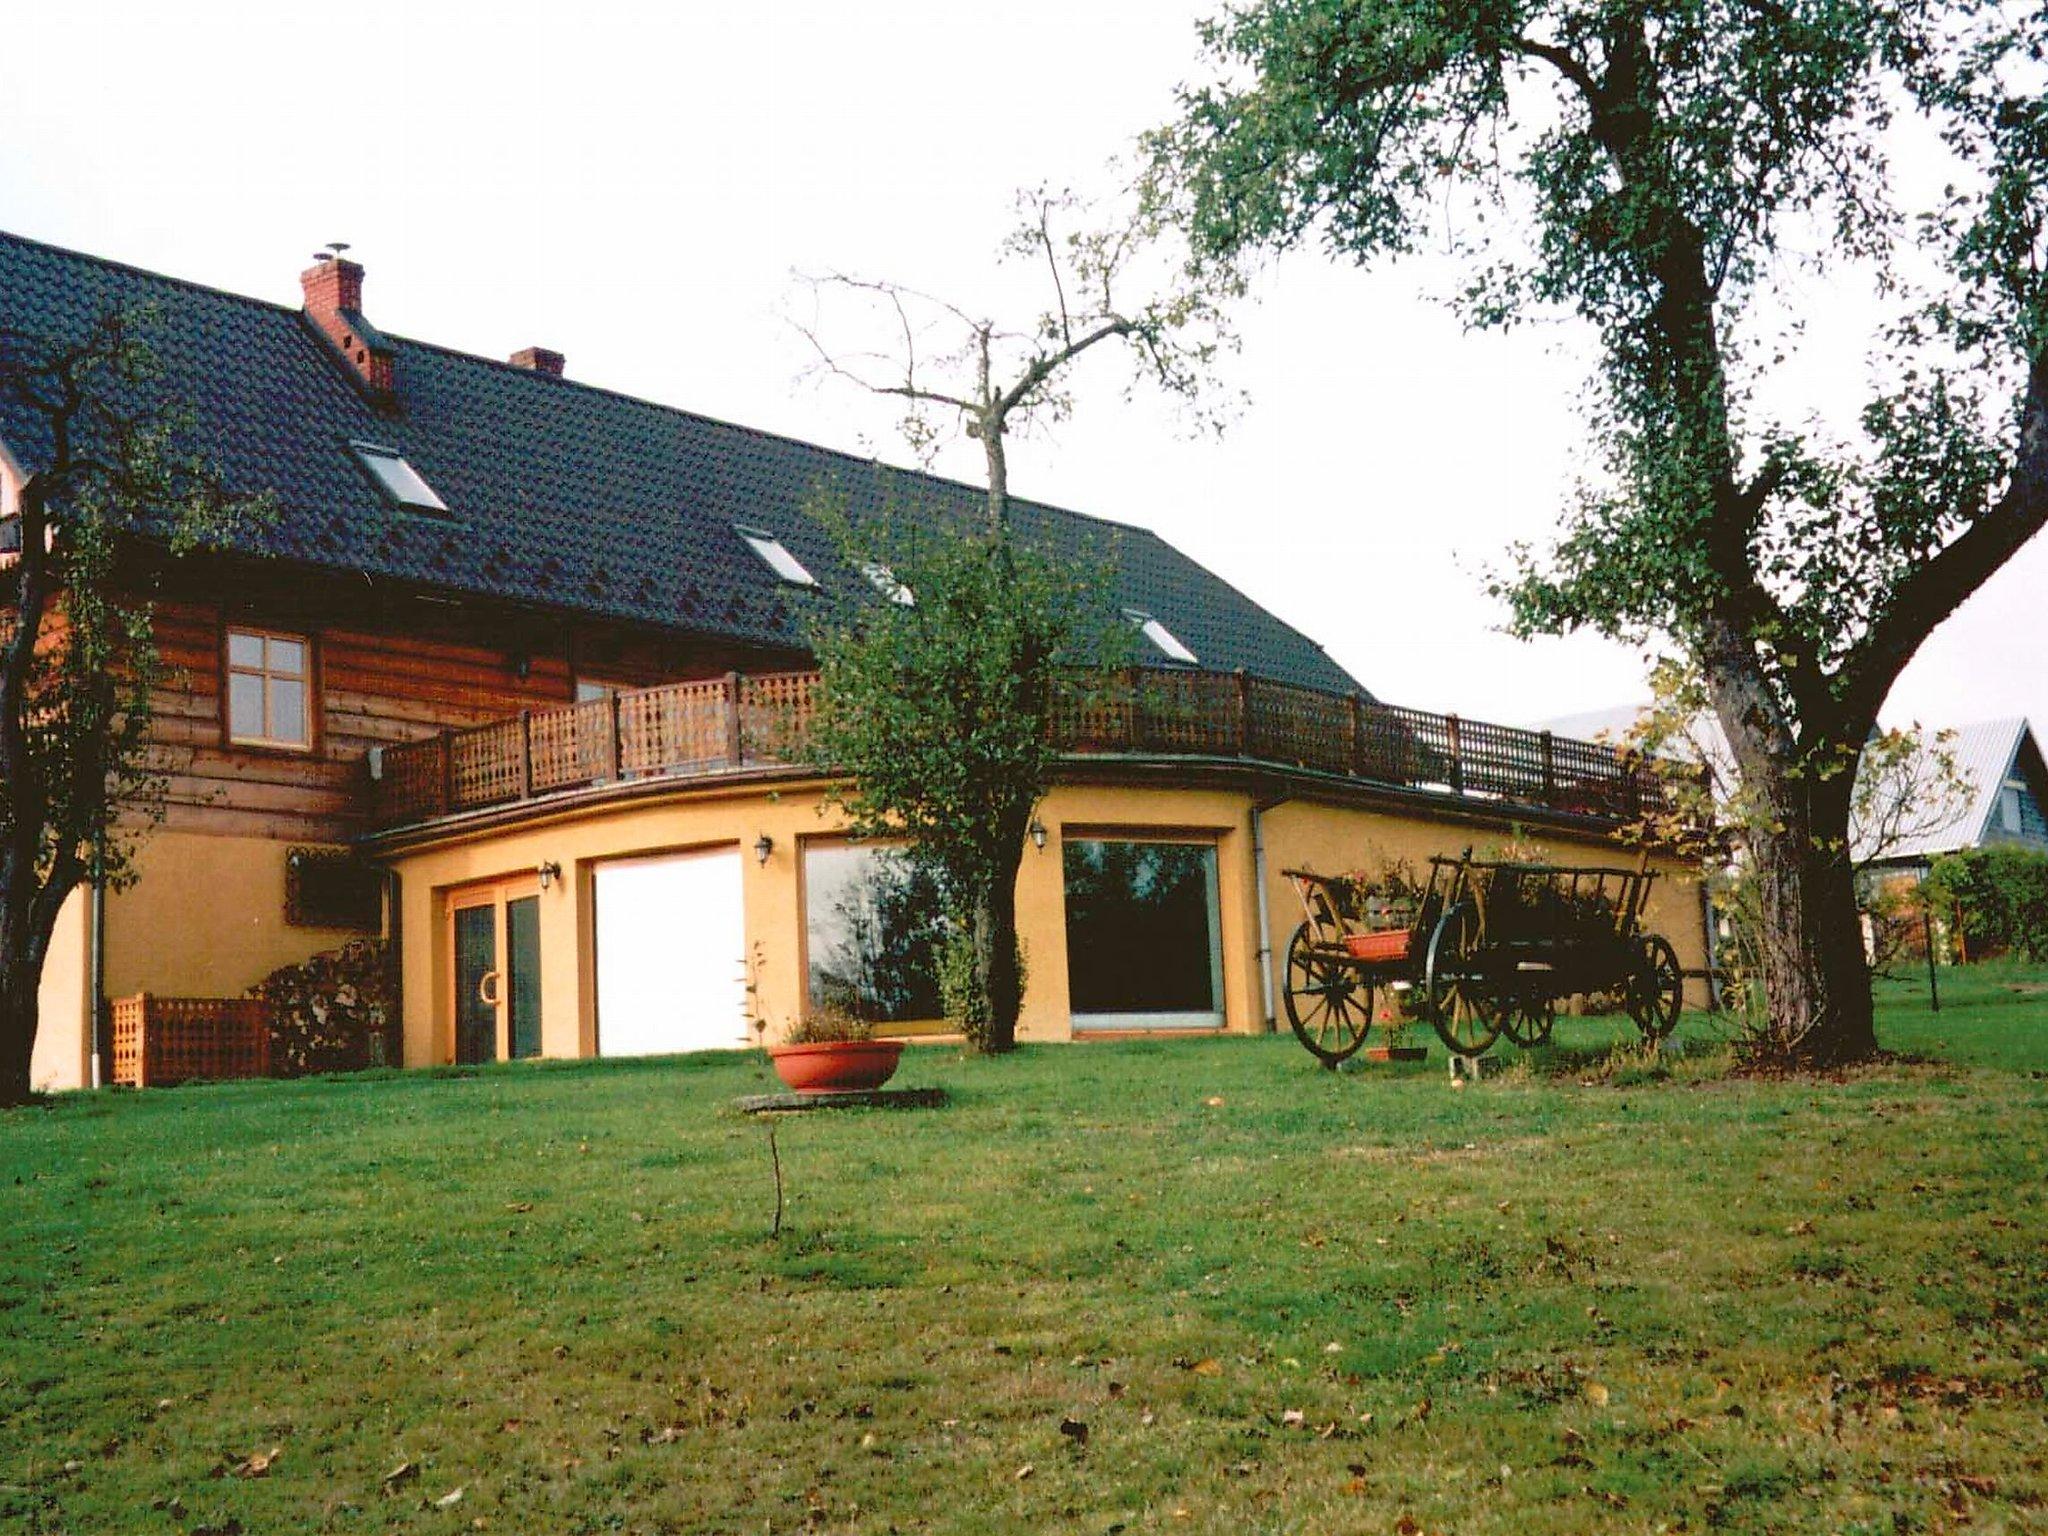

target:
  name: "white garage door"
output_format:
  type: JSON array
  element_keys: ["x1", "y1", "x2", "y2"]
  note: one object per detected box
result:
[{"x1": 594, "y1": 849, "x2": 748, "y2": 1056}]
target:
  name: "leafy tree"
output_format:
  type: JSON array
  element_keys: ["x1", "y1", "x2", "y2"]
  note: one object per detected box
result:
[
  {"x1": 1151, "y1": 0, "x2": 2048, "y2": 1062},
  {"x1": 800, "y1": 507, "x2": 1123, "y2": 1050},
  {"x1": 1928, "y1": 845, "x2": 2048, "y2": 962},
  {"x1": 794, "y1": 187, "x2": 1234, "y2": 1049},
  {"x1": 0, "y1": 308, "x2": 269, "y2": 1104}
]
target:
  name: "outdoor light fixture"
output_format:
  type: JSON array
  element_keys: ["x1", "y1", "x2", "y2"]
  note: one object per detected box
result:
[
  {"x1": 536, "y1": 860, "x2": 562, "y2": 891},
  {"x1": 1028, "y1": 819, "x2": 1048, "y2": 852},
  {"x1": 754, "y1": 834, "x2": 774, "y2": 866}
]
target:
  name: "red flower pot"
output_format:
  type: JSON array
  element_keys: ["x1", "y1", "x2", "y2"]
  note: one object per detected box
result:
[
  {"x1": 766, "y1": 1040, "x2": 905, "y2": 1094},
  {"x1": 1344, "y1": 929, "x2": 1412, "y2": 963}
]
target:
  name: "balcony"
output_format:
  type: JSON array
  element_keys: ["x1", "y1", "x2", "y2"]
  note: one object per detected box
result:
[{"x1": 367, "y1": 667, "x2": 1680, "y2": 834}]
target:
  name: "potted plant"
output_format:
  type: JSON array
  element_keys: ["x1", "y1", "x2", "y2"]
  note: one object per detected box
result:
[{"x1": 764, "y1": 1007, "x2": 905, "y2": 1094}]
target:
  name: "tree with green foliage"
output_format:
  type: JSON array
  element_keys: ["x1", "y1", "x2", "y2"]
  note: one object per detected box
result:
[
  {"x1": 800, "y1": 509, "x2": 1123, "y2": 1050},
  {"x1": 1151, "y1": 0, "x2": 2048, "y2": 1062},
  {"x1": 0, "y1": 309, "x2": 269, "y2": 1104},
  {"x1": 794, "y1": 187, "x2": 1234, "y2": 1049},
  {"x1": 1928, "y1": 845, "x2": 2048, "y2": 963}
]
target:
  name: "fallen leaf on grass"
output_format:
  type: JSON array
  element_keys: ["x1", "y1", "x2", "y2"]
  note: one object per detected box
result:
[
  {"x1": 1014, "y1": 1464, "x2": 1034, "y2": 1481},
  {"x1": 1785, "y1": 1218, "x2": 1814, "y2": 1236},
  {"x1": 1584, "y1": 1382, "x2": 1610, "y2": 1407},
  {"x1": 381, "y1": 1460, "x2": 418, "y2": 1489},
  {"x1": 1204, "y1": 1096, "x2": 1225, "y2": 1107},
  {"x1": 226, "y1": 1445, "x2": 281, "y2": 1479},
  {"x1": 1185, "y1": 1358, "x2": 1223, "y2": 1377},
  {"x1": 504, "y1": 1202, "x2": 533, "y2": 1214},
  {"x1": 1280, "y1": 1409, "x2": 1305, "y2": 1428},
  {"x1": 434, "y1": 1487, "x2": 465, "y2": 1508}
]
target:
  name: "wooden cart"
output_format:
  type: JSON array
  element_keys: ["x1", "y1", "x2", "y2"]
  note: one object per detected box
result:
[{"x1": 1281, "y1": 848, "x2": 1683, "y2": 1064}]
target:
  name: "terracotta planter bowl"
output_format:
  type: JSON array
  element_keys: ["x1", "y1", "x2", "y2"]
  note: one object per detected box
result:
[{"x1": 766, "y1": 1039, "x2": 905, "y2": 1093}]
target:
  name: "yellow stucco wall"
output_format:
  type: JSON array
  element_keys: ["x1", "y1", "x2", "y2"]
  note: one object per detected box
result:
[
  {"x1": 30, "y1": 889, "x2": 90, "y2": 1092},
  {"x1": 102, "y1": 832, "x2": 371, "y2": 1001},
  {"x1": 382, "y1": 775, "x2": 1712, "y2": 1067}
]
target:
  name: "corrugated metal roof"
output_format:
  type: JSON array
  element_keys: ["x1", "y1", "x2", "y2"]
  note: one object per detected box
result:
[{"x1": 1862, "y1": 717, "x2": 2030, "y2": 863}]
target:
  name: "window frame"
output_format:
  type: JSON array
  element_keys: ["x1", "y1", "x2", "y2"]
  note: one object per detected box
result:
[
  {"x1": 1062, "y1": 831, "x2": 1227, "y2": 1032},
  {"x1": 734, "y1": 524, "x2": 819, "y2": 588},
  {"x1": 1125, "y1": 608, "x2": 1199, "y2": 665},
  {"x1": 222, "y1": 625, "x2": 318, "y2": 753},
  {"x1": 349, "y1": 440, "x2": 450, "y2": 515},
  {"x1": 798, "y1": 835, "x2": 951, "y2": 1035}
]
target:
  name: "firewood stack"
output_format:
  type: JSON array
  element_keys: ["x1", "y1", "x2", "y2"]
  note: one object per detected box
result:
[{"x1": 247, "y1": 939, "x2": 398, "y2": 1077}]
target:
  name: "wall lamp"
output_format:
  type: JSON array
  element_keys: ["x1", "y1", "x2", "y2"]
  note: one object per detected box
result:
[
  {"x1": 753, "y1": 834, "x2": 774, "y2": 867},
  {"x1": 536, "y1": 860, "x2": 563, "y2": 891},
  {"x1": 1028, "y1": 818, "x2": 1048, "y2": 852}
]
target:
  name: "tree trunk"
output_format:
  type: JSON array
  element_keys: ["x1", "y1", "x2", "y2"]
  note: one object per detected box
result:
[
  {"x1": 968, "y1": 853, "x2": 1026, "y2": 1054},
  {"x1": 1745, "y1": 773, "x2": 1878, "y2": 1065},
  {"x1": 0, "y1": 965, "x2": 40, "y2": 1106}
]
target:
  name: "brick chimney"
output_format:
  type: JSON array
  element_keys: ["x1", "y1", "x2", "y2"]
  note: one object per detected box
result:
[
  {"x1": 509, "y1": 346, "x2": 565, "y2": 377},
  {"x1": 300, "y1": 252, "x2": 397, "y2": 408}
]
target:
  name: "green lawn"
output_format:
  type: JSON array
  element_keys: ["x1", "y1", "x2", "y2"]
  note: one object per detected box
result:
[{"x1": 3, "y1": 977, "x2": 2044, "y2": 1534}]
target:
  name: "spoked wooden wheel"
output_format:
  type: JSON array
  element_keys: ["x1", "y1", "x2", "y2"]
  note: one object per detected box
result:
[
  {"x1": 1424, "y1": 901, "x2": 1502, "y2": 1058},
  {"x1": 1501, "y1": 990, "x2": 1556, "y2": 1048},
  {"x1": 1283, "y1": 922, "x2": 1373, "y2": 1067},
  {"x1": 1624, "y1": 933, "x2": 1684, "y2": 1041}
]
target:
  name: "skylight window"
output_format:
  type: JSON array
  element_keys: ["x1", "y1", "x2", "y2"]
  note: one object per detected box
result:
[
  {"x1": 1127, "y1": 609, "x2": 1198, "y2": 664},
  {"x1": 736, "y1": 525, "x2": 817, "y2": 587},
  {"x1": 351, "y1": 441, "x2": 448, "y2": 514},
  {"x1": 861, "y1": 562, "x2": 915, "y2": 606}
]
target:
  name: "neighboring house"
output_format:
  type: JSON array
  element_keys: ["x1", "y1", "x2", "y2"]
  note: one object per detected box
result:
[
  {"x1": 1854, "y1": 718, "x2": 2048, "y2": 874},
  {"x1": 2, "y1": 230, "x2": 1708, "y2": 1090}
]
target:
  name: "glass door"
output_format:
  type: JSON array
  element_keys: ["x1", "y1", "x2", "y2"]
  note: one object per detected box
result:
[{"x1": 447, "y1": 880, "x2": 543, "y2": 1063}]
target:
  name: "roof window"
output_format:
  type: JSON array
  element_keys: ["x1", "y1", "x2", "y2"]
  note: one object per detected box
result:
[
  {"x1": 861, "y1": 562, "x2": 915, "y2": 606},
  {"x1": 736, "y1": 525, "x2": 817, "y2": 587},
  {"x1": 351, "y1": 441, "x2": 448, "y2": 514},
  {"x1": 1127, "y1": 609, "x2": 1198, "y2": 664}
]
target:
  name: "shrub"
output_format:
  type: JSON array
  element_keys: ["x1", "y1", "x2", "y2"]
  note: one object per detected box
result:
[{"x1": 1927, "y1": 847, "x2": 2048, "y2": 962}]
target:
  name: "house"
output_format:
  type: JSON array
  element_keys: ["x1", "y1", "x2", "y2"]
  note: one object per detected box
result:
[
  {"x1": 1854, "y1": 718, "x2": 2048, "y2": 872},
  {"x1": 0, "y1": 230, "x2": 1711, "y2": 1090}
]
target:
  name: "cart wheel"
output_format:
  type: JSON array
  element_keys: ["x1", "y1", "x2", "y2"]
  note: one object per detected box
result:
[
  {"x1": 1424, "y1": 901, "x2": 1502, "y2": 1058},
  {"x1": 1283, "y1": 922, "x2": 1372, "y2": 1066},
  {"x1": 1625, "y1": 933, "x2": 1684, "y2": 1041},
  {"x1": 1501, "y1": 991, "x2": 1556, "y2": 1048}
]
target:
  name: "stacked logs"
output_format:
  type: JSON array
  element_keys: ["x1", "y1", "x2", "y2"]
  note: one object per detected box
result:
[{"x1": 247, "y1": 939, "x2": 399, "y2": 1077}]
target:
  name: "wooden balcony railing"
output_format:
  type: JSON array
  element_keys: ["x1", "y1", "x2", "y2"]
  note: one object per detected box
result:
[{"x1": 368, "y1": 666, "x2": 1679, "y2": 831}]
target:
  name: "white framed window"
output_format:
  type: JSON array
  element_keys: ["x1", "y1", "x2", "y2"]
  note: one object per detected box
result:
[
  {"x1": 226, "y1": 629, "x2": 313, "y2": 749},
  {"x1": 351, "y1": 441, "x2": 448, "y2": 514},
  {"x1": 735, "y1": 525, "x2": 817, "y2": 587},
  {"x1": 861, "y1": 562, "x2": 915, "y2": 606},
  {"x1": 1064, "y1": 837, "x2": 1225, "y2": 1030},
  {"x1": 1126, "y1": 609, "x2": 1198, "y2": 664}
]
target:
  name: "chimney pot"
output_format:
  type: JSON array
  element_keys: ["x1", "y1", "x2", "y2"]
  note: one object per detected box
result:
[{"x1": 509, "y1": 346, "x2": 565, "y2": 377}]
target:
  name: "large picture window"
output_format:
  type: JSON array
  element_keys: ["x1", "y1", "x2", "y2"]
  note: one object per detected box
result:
[
  {"x1": 225, "y1": 629, "x2": 312, "y2": 749},
  {"x1": 1064, "y1": 838, "x2": 1224, "y2": 1028},
  {"x1": 803, "y1": 842, "x2": 946, "y2": 1024}
]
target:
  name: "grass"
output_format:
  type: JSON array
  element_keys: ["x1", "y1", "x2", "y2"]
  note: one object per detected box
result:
[{"x1": 2, "y1": 974, "x2": 2045, "y2": 1534}]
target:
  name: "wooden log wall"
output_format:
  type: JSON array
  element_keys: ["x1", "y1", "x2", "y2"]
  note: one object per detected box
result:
[{"x1": 132, "y1": 562, "x2": 806, "y2": 843}]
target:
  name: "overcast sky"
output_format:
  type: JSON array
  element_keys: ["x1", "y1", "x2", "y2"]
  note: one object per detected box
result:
[{"x1": 5, "y1": 1, "x2": 2042, "y2": 734}]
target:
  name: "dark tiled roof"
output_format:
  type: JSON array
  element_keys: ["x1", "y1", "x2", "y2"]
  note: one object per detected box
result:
[{"x1": 0, "y1": 229, "x2": 1367, "y2": 696}]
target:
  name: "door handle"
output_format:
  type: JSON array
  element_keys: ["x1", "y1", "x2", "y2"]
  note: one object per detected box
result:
[{"x1": 478, "y1": 970, "x2": 503, "y2": 1008}]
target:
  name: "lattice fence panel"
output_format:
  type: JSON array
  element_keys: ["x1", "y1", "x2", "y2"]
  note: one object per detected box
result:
[
  {"x1": 529, "y1": 699, "x2": 616, "y2": 793},
  {"x1": 112, "y1": 995, "x2": 273, "y2": 1088},
  {"x1": 739, "y1": 671, "x2": 818, "y2": 763},
  {"x1": 618, "y1": 679, "x2": 730, "y2": 775}
]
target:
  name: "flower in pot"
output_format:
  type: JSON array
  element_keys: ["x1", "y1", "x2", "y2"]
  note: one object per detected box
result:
[{"x1": 765, "y1": 1006, "x2": 905, "y2": 1094}]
